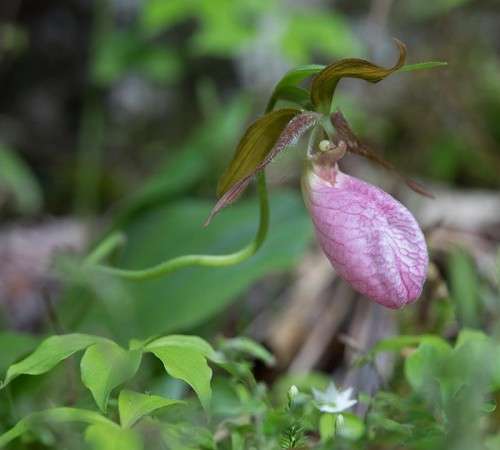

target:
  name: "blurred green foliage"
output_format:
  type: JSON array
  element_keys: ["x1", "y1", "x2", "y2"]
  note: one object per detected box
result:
[
  {"x1": 0, "y1": 144, "x2": 42, "y2": 215},
  {"x1": 0, "y1": 0, "x2": 500, "y2": 449}
]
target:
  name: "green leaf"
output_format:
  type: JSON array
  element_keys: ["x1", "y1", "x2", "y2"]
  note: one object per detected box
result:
[
  {"x1": 399, "y1": 61, "x2": 448, "y2": 72},
  {"x1": 266, "y1": 64, "x2": 325, "y2": 111},
  {"x1": 115, "y1": 191, "x2": 313, "y2": 336},
  {"x1": 0, "y1": 332, "x2": 38, "y2": 376},
  {"x1": 118, "y1": 389, "x2": 184, "y2": 428},
  {"x1": 209, "y1": 110, "x2": 318, "y2": 222},
  {"x1": 80, "y1": 342, "x2": 142, "y2": 412},
  {"x1": 0, "y1": 407, "x2": 116, "y2": 448},
  {"x1": 455, "y1": 328, "x2": 488, "y2": 348},
  {"x1": 216, "y1": 108, "x2": 301, "y2": 197},
  {"x1": 147, "y1": 345, "x2": 212, "y2": 410},
  {"x1": 310, "y1": 39, "x2": 406, "y2": 113},
  {"x1": 218, "y1": 336, "x2": 275, "y2": 366},
  {"x1": 146, "y1": 335, "x2": 215, "y2": 358},
  {"x1": 404, "y1": 341, "x2": 453, "y2": 398},
  {"x1": 0, "y1": 143, "x2": 43, "y2": 215},
  {"x1": 358, "y1": 334, "x2": 449, "y2": 365},
  {"x1": 85, "y1": 423, "x2": 143, "y2": 450},
  {"x1": 2, "y1": 334, "x2": 107, "y2": 387}
]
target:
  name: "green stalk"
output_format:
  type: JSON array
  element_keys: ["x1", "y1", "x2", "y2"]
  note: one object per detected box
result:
[
  {"x1": 86, "y1": 172, "x2": 270, "y2": 280},
  {"x1": 83, "y1": 231, "x2": 126, "y2": 266}
]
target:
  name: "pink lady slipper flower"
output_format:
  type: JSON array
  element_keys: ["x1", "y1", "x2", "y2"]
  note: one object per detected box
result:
[
  {"x1": 207, "y1": 40, "x2": 441, "y2": 308},
  {"x1": 302, "y1": 138, "x2": 428, "y2": 309}
]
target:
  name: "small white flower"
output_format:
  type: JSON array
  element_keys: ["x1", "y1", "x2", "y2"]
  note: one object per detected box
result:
[{"x1": 312, "y1": 382, "x2": 357, "y2": 414}]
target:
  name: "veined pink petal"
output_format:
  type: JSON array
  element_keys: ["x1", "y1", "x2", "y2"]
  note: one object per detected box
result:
[{"x1": 303, "y1": 166, "x2": 428, "y2": 308}]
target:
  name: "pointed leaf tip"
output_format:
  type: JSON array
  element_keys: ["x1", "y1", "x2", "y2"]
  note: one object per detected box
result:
[{"x1": 311, "y1": 38, "x2": 406, "y2": 112}]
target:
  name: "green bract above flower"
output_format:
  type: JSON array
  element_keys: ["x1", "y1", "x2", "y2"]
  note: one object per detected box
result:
[
  {"x1": 206, "y1": 109, "x2": 319, "y2": 224},
  {"x1": 313, "y1": 382, "x2": 357, "y2": 414}
]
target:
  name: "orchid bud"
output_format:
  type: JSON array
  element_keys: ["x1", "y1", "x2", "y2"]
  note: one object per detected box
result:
[{"x1": 302, "y1": 141, "x2": 428, "y2": 309}]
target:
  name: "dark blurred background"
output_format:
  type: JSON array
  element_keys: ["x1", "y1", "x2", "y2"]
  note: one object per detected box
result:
[{"x1": 0, "y1": 0, "x2": 499, "y2": 374}]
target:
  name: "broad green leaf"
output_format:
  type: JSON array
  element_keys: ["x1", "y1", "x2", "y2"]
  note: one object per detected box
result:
[
  {"x1": 146, "y1": 335, "x2": 215, "y2": 358},
  {"x1": 0, "y1": 407, "x2": 115, "y2": 448},
  {"x1": 115, "y1": 191, "x2": 313, "y2": 336},
  {"x1": 119, "y1": 389, "x2": 184, "y2": 428},
  {"x1": 455, "y1": 328, "x2": 488, "y2": 348},
  {"x1": 358, "y1": 334, "x2": 449, "y2": 365},
  {"x1": 148, "y1": 345, "x2": 212, "y2": 410},
  {"x1": 310, "y1": 39, "x2": 406, "y2": 113},
  {"x1": 2, "y1": 334, "x2": 108, "y2": 387},
  {"x1": 404, "y1": 341, "x2": 452, "y2": 396},
  {"x1": 218, "y1": 337, "x2": 275, "y2": 366},
  {"x1": 216, "y1": 108, "x2": 302, "y2": 197},
  {"x1": 80, "y1": 342, "x2": 142, "y2": 412},
  {"x1": 0, "y1": 332, "x2": 38, "y2": 376},
  {"x1": 266, "y1": 64, "x2": 325, "y2": 111},
  {"x1": 85, "y1": 423, "x2": 143, "y2": 450},
  {"x1": 0, "y1": 143, "x2": 42, "y2": 215}
]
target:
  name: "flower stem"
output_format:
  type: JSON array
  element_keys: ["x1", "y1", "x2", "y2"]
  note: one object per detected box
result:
[{"x1": 85, "y1": 172, "x2": 270, "y2": 281}]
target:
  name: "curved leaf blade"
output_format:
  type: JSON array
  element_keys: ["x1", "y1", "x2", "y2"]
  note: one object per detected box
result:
[
  {"x1": 80, "y1": 342, "x2": 142, "y2": 412},
  {"x1": 2, "y1": 334, "x2": 108, "y2": 387},
  {"x1": 0, "y1": 332, "x2": 39, "y2": 376},
  {"x1": 216, "y1": 108, "x2": 301, "y2": 197},
  {"x1": 119, "y1": 389, "x2": 184, "y2": 428},
  {"x1": 310, "y1": 39, "x2": 406, "y2": 112},
  {"x1": 209, "y1": 110, "x2": 319, "y2": 223},
  {"x1": 218, "y1": 337, "x2": 275, "y2": 367},
  {"x1": 0, "y1": 407, "x2": 116, "y2": 449},
  {"x1": 147, "y1": 345, "x2": 212, "y2": 410},
  {"x1": 146, "y1": 335, "x2": 215, "y2": 358}
]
